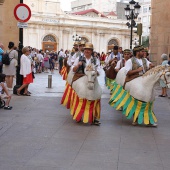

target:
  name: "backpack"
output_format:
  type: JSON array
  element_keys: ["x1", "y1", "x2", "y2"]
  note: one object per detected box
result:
[{"x1": 2, "y1": 50, "x2": 13, "y2": 65}]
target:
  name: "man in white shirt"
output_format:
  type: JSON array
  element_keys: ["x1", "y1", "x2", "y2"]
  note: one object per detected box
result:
[
  {"x1": 124, "y1": 45, "x2": 155, "y2": 127},
  {"x1": 104, "y1": 50, "x2": 111, "y2": 65},
  {"x1": 115, "y1": 49, "x2": 131, "y2": 72},
  {"x1": 72, "y1": 42, "x2": 100, "y2": 74},
  {"x1": 106, "y1": 46, "x2": 121, "y2": 64},
  {"x1": 72, "y1": 42, "x2": 101, "y2": 125},
  {"x1": 124, "y1": 45, "x2": 153, "y2": 80},
  {"x1": 67, "y1": 42, "x2": 79, "y2": 67},
  {"x1": 68, "y1": 41, "x2": 85, "y2": 67}
]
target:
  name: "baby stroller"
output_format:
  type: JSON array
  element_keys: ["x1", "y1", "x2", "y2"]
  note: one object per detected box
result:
[{"x1": 0, "y1": 97, "x2": 5, "y2": 108}]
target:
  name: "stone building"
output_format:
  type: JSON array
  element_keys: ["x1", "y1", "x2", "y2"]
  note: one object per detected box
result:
[
  {"x1": 24, "y1": 0, "x2": 131, "y2": 53},
  {"x1": 71, "y1": 0, "x2": 117, "y2": 13},
  {"x1": 137, "y1": 0, "x2": 151, "y2": 38},
  {"x1": 150, "y1": 0, "x2": 170, "y2": 64},
  {"x1": 0, "y1": 0, "x2": 19, "y2": 49}
]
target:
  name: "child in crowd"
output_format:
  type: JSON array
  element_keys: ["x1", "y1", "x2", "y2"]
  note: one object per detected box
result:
[{"x1": 0, "y1": 73, "x2": 12, "y2": 110}]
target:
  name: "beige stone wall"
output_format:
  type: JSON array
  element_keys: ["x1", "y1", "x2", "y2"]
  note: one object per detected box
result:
[
  {"x1": 150, "y1": 0, "x2": 170, "y2": 64},
  {"x1": 0, "y1": 0, "x2": 19, "y2": 50}
]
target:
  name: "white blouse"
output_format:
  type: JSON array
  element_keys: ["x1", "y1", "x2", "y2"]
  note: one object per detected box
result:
[{"x1": 20, "y1": 54, "x2": 32, "y2": 77}]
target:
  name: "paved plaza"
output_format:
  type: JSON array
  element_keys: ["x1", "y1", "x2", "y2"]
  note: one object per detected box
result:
[{"x1": 0, "y1": 69, "x2": 170, "y2": 170}]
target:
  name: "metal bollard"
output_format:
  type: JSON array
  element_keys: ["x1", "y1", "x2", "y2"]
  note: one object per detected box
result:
[{"x1": 48, "y1": 75, "x2": 52, "y2": 88}]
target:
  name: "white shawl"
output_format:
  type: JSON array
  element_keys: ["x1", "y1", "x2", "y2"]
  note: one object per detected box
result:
[{"x1": 20, "y1": 54, "x2": 31, "y2": 77}]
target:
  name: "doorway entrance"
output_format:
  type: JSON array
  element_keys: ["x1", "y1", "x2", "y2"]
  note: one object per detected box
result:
[
  {"x1": 42, "y1": 35, "x2": 57, "y2": 52},
  {"x1": 107, "y1": 39, "x2": 119, "y2": 51}
]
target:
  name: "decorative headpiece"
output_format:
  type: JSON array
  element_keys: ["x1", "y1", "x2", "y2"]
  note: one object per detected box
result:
[
  {"x1": 123, "y1": 49, "x2": 131, "y2": 53},
  {"x1": 133, "y1": 45, "x2": 144, "y2": 52}
]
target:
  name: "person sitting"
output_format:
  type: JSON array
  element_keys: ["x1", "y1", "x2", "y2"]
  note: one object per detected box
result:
[{"x1": 0, "y1": 73, "x2": 12, "y2": 110}]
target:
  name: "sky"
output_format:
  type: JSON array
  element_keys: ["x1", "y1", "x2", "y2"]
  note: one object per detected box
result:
[{"x1": 60, "y1": 0, "x2": 74, "y2": 11}]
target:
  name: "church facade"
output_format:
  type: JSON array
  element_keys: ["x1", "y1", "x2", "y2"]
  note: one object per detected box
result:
[{"x1": 23, "y1": 0, "x2": 131, "y2": 53}]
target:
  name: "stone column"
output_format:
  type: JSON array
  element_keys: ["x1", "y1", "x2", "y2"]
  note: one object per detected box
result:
[
  {"x1": 99, "y1": 33, "x2": 105, "y2": 53},
  {"x1": 63, "y1": 30, "x2": 69, "y2": 50}
]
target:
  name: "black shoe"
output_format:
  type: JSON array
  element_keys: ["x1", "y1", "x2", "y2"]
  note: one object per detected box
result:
[
  {"x1": 92, "y1": 119, "x2": 101, "y2": 126},
  {"x1": 4, "y1": 106, "x2": 12, "y2": 110}
]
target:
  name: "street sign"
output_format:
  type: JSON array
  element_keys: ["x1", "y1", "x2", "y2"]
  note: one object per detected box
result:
[
  {"x1": 14, "y1": 3, "x2": 31, "y2": 23},
  {"x1": 17, "y1": 22, "x2": 28, "y2": 28}
]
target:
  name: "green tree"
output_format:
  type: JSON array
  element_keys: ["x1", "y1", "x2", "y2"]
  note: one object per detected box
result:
[{"x1": 142, "y1": 36, "x2": 149, "y2": 47}]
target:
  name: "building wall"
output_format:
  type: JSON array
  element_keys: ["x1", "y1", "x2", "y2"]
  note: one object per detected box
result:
[
  {"x1": 71, "y1": 0, "x2": 117, "y2": 13},
  {"x1": 0, "y1": 0, "x2": 19, "y2": 50},
  {"x1": 24, "y1": 14, "x2": 131, "y2": 53},
  {"x1": 21, "y1": 0, "x2": 132, "y2": 53},
  {"x1": 150, "y1": 0, "x2": 170, "y2": 64},
  {"x1": 116, "y1": 2, "x2": 128, "y2": 20},
  {"x1": 137, "y1": 0, "x2": 151, "y2": 38}
]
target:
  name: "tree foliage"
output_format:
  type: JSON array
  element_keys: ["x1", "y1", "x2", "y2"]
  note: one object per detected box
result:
[{"x1": 142, "y1": 37, "x2": 149, "y2": 47}]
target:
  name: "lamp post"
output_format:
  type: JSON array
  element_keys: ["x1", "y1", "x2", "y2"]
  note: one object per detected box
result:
[
  {"x1": 17, "y1": 0, "x2": 24, "y2": 85},
  {"x1": 72, "y1": 34, "x2": 81, "y2": 42},
  {"x1": 124, "y1": 0, "x2": 141, "y2": 49},
  {"x1": 14, "y1": 0, "x2": 24, "y2": 93}
]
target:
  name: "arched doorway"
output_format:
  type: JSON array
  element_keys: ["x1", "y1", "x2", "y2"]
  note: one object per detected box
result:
[
  {"x1": 108, "y1": 39, "x2": 119, "y2": 51},
  {"x1": 42, "y1": 35, "x2": 57, "y2": 52}
]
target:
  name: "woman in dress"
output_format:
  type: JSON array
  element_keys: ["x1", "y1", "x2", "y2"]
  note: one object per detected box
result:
[
  {"x1": 3, "y1": 42, "x2": 18, "y2": 90},
  {"x1": 17, "y1": 47, "x2": 33, "y2": 96}
]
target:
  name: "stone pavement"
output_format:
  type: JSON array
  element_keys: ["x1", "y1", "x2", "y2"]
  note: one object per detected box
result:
[{"x1": 0, "y1": 69, "x2": 170, "y2": 170}]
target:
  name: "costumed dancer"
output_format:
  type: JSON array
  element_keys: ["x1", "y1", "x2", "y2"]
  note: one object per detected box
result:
[
  {"x1": 109, "y1": 45, "x2": 160, "y2": 127},
  {"x1": 114, "y1": 49, "x2": 131, "y2": 72},
  {"x1": 109, "y1": 49, "x2": 131, "y2": 91},
  {"x1": 60, "y1": 50, "x2": 70, "y2": 80},
  {"x1": 66, "y1": 47, "x2": 75, "y2": 72},
  {"x1": 104, "y1": 46, "x2": 121, "y2": 88},
  {"x1": 104, "y1": 50, "x2": 111, "y2": 85},
  {"x1": 70, "y1": 40, "x2": 85, "y2": 65},
  {"x1": 61, "y1": 42, "x2": 102, "y2": 125}
]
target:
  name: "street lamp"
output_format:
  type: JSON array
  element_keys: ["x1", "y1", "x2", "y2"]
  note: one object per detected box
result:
[
  {"x1": 14, "y1": 0, "x2": 24, "y2": 93},
  {"x1": 72, "y1": 34, "x2": 81, "y2": 42},
  {"x1": 124, "y1": 0, "x2": 141, "y2": 49}
]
